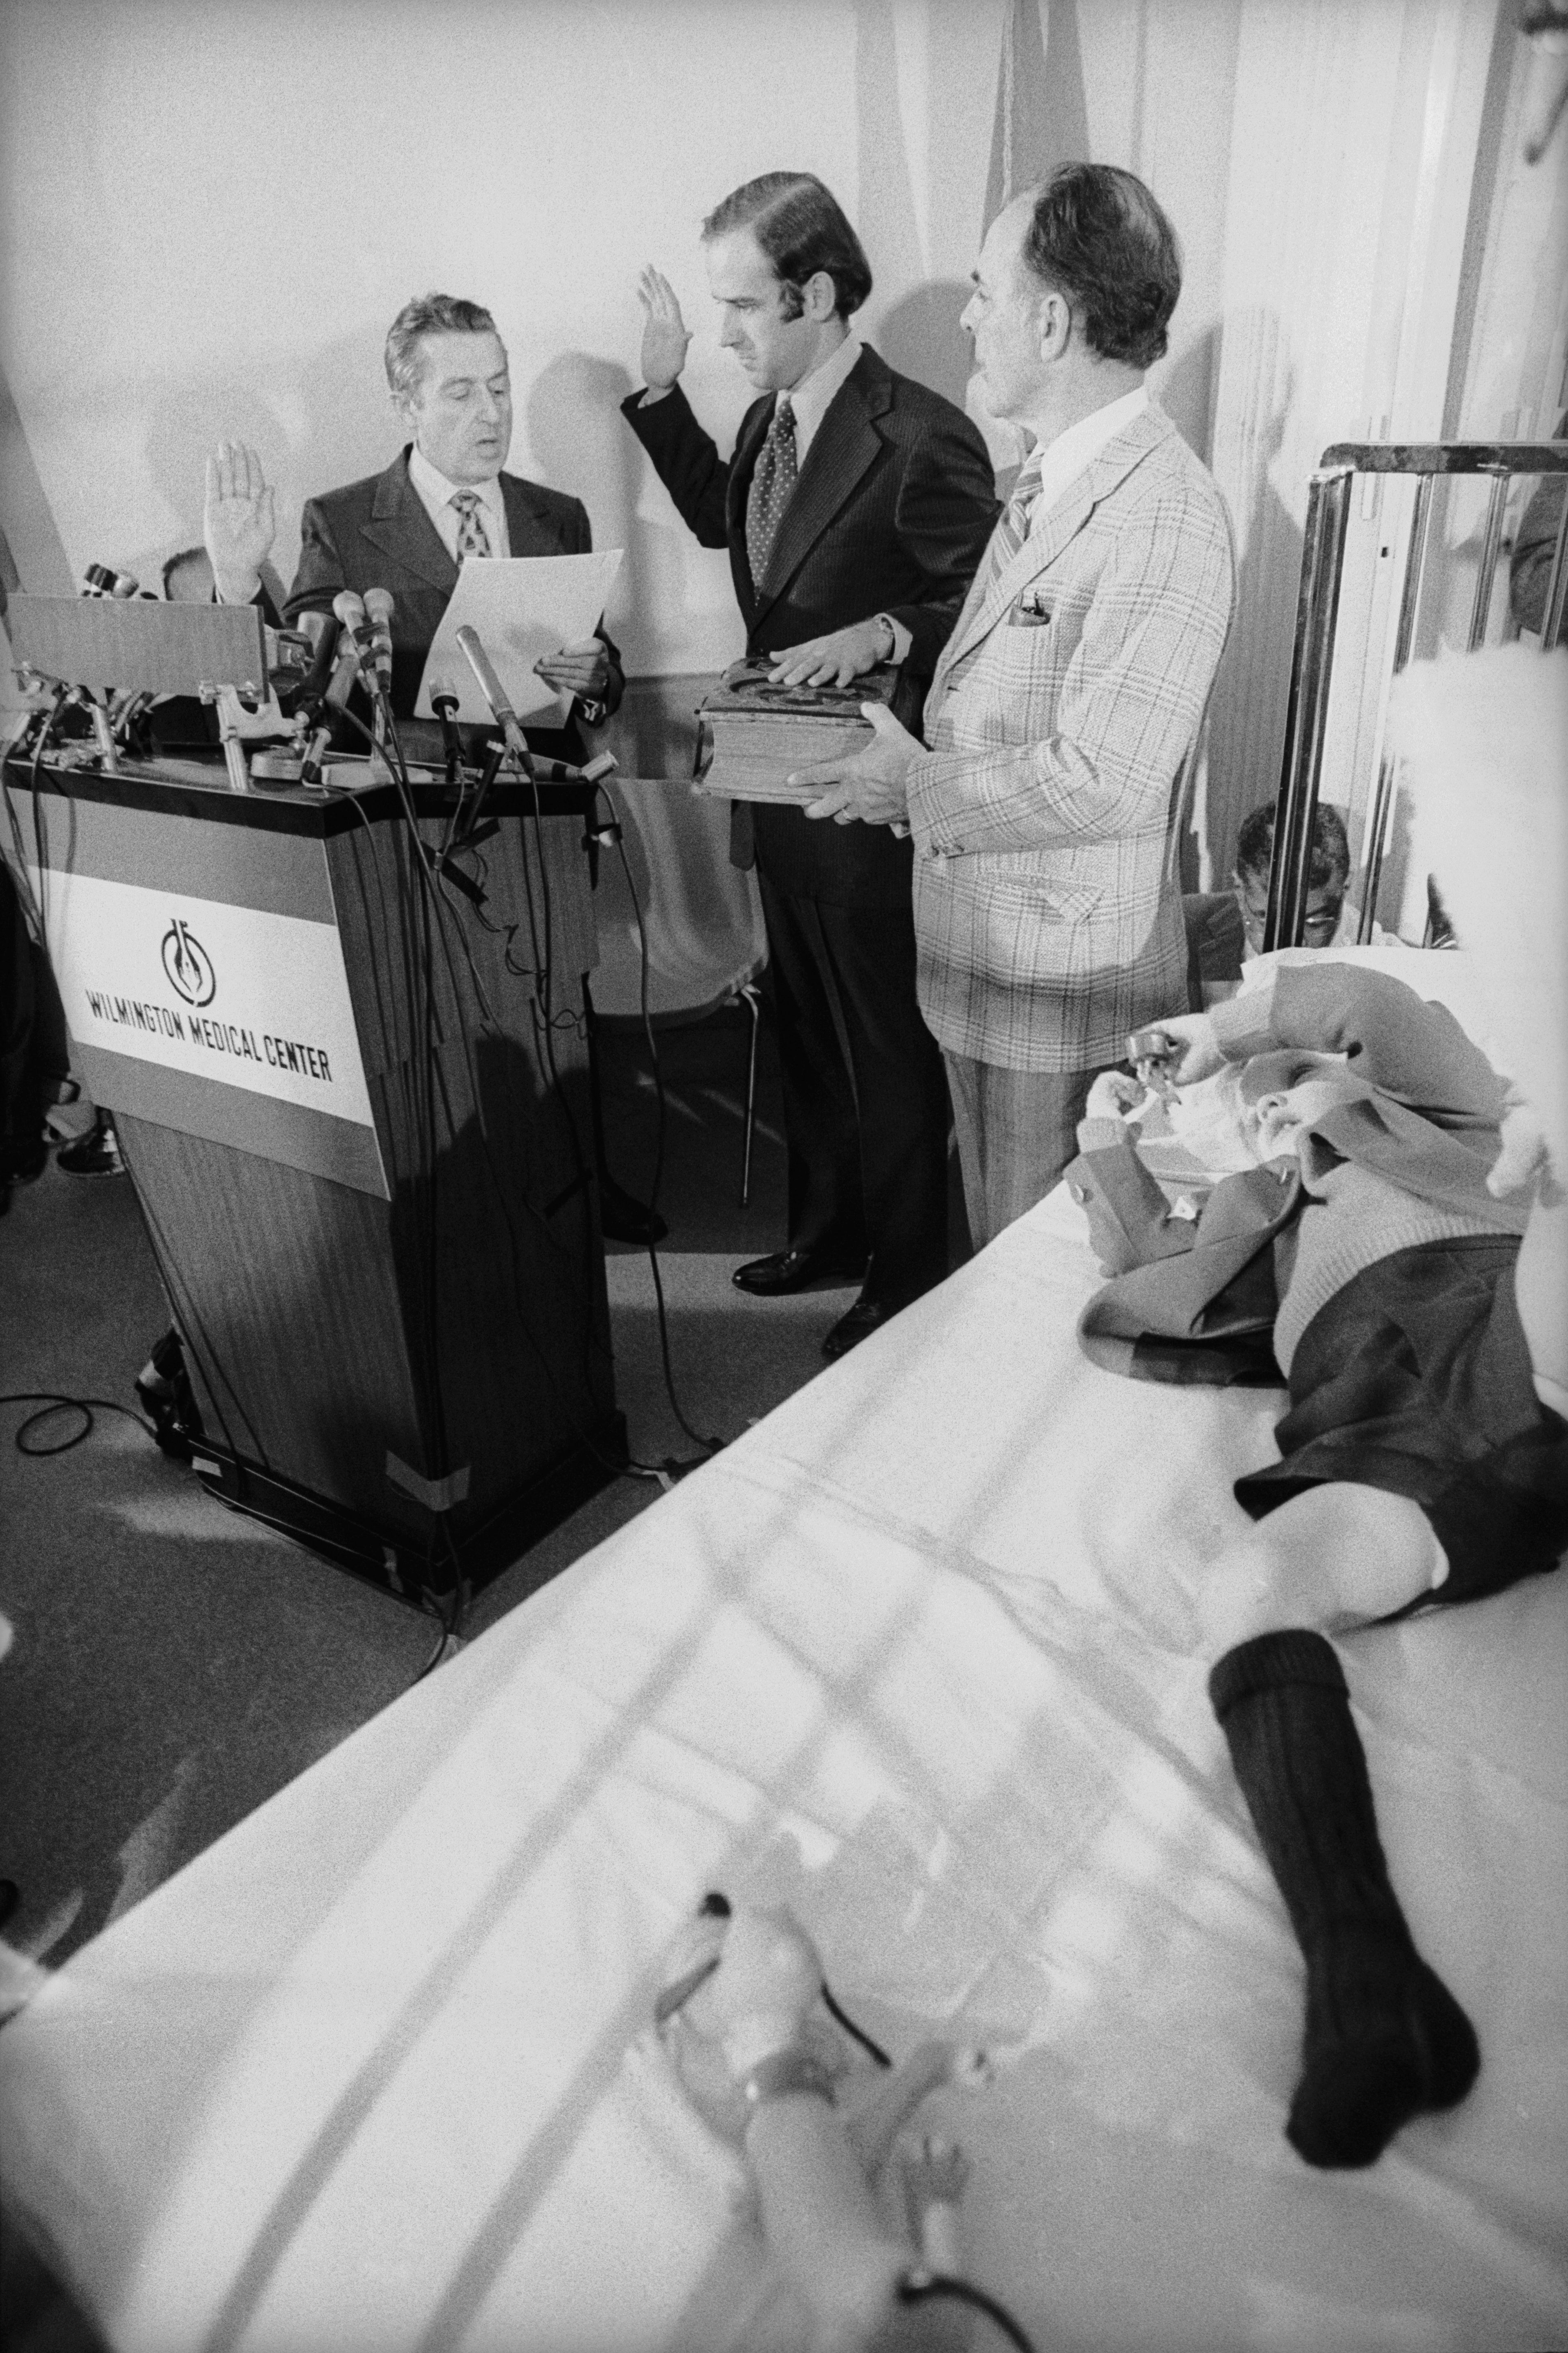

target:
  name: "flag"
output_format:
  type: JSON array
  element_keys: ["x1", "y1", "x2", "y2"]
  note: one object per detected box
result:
[{"x1": 982, "y1": 0, "x2": 1091, "y2": 230}]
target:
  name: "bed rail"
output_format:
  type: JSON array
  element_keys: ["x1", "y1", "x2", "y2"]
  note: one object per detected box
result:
[{"x1": 1266, "y1": 440, "x2": 1568, "y2": 952}]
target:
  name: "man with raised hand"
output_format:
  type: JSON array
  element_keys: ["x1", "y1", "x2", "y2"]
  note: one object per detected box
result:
[
  {"x1": 624, "y1": 175, "x2": 998, "y2": 1358},
  {"x1": 203, "y1": 294, "x2": 621, "y2": 761},
  {"x1": 202, "y1": 298, "x2": 663, "y2": 1242}
]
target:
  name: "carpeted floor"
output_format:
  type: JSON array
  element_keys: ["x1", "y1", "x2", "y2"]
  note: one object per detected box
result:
[{"x1": 1, "y1": 1001, "x2": 960, "y2": 1981}]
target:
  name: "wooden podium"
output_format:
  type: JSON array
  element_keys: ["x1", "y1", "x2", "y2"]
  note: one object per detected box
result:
[{"x1": 4, "y1": 752, "x2": 624, "y2": 1603}]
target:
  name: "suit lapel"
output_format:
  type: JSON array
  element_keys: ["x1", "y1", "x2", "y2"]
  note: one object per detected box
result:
[
  {"x1": 360, "y1": 451, "x2": 458, "y2": 594},
  {"x1": 502, "y1": 474, "x2": 567, "y2": 557},
  {"x1": 750, "y1": 351, "x2": 889, "y2": 626},
  {"x1": 939, "y1": 406, "x2": 1175, "y2": 678},
  {"x1": 945, "y1": 477, "x2": 1097, "y2": 670}
]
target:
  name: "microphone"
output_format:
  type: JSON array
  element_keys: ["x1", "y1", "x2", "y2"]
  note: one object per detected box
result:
[
  {"x1": 332, "y1": 588, "x2": 382, "y2": 675},
  {"x1": 456, "y1": 624, "x2": 532, "y2": 773},
  {"x1": 81, "y1": 563, "x2": 140, "y2": 599},
  {"x1": 427, "y1": 674, "x2": 466, "y2": 783},
  {"x1": 331, "y1": 587, "x2": 375, "y2": 665},
  {"x1": 362, "y1": 587, "x2": 395, "y2": 691},
  {"x1": 283, "y1": 614, "x2": 343, "y2": 721},
  {"x1": 299, "y1": 628, "x2": 362, "y2": 785}
]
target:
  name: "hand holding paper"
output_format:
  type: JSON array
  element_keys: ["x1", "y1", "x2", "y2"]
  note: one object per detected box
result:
[
  {"x1": 415, "y1": 550, "x2": 623, "y2": 725},
  {"x1": 535, "y1": 637, "x2": 612, "y2": 704}
]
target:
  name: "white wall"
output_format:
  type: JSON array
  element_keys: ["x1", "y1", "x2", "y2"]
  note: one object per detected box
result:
[
  {"x1": 1, "y1": 0, "x2": 1494, "y2": 873},
  {"x1": 1, "y1": 0, "x2": 872, "y2": 673},
  {"x1": 0, "y1": 0, "x2": 1245, "y2": 681}
]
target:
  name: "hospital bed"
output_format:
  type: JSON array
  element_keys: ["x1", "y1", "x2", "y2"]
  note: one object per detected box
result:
[{"x1": 0, "y1": 941, "x2": 1563, "y2": 2353}]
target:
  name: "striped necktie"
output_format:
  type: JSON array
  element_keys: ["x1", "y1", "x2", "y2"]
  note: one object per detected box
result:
[
  {"x1": 984, "y1": 451, "x2": 1046, "y2": 583},
  {"x1": 451, "y1": 489, "x2": 493, "y2": 562},
  {"x1": 746, "y1": 393, "x2": 798, "y2": 588}
]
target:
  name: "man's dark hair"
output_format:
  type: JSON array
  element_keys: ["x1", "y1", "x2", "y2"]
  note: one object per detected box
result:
[
  {"x1": 1235, "y1": 801, "x2": 1351, "y2": 893},
  {"x1": 702, "y1": 173, "x2": 872, "y2": 322},
  {"x1": 1020, "y1": 165, "x2": 1181, "y2": 369},
  {"x1": 385, "y1": 294, "x2": 500, "y2": 400}
]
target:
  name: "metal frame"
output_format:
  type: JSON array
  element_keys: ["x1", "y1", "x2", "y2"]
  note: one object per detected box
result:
[{"x1": 1265, "y1": 441, "x2": 1568, "y2": 953}]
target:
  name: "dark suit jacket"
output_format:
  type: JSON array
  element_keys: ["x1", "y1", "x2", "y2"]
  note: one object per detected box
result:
[
  {"x1": 283, "y1": 448, "x2": 624, "y2": 758},
  {"x1": 622, "y1": 346, "x2": 997, "y2": 905}
]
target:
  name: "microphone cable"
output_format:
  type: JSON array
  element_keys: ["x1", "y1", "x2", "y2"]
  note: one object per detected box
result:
[
  {"x1": 331, "y1": 713, "x2": 670, "y2": 1498},
  {"x1": 595, "y1": 777, "x2": 723, "y2": 1462}
]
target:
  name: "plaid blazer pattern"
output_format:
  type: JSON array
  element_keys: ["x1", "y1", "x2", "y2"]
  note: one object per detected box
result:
[{"x1": 907, "y1": 405, "x2": 1235, "y2": 1072}]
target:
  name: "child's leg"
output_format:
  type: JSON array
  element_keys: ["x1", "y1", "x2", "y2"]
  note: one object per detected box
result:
[
  {"x1": 1202, "y1": 1483, "x2": 1479, "y2": 2168},
  {"x1": 1197, "y1": 1480, "x2": 1445, "y2": 1655}
]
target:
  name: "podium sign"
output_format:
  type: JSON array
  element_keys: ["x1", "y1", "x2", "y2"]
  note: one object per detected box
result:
[
  {"x1": 16, "y1": 783, "x2": 387, "y2": 1197},
  {"x1": 31, "y1": 867, "x2": 382, "y2": 1181}
]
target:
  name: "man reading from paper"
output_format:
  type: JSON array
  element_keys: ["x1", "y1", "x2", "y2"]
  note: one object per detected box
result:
[
  {"x1": 203, "y1": 297, "x2": 662, "y2": 1240},
  {"x1": 203, "y1": 292, "x2": 622, "y2": 763}
]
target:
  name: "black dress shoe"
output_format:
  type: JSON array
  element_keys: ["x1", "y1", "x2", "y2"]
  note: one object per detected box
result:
[
  {"x1": 56, "y1": 1116, "x2": 124, "y2": 1176},
  {"x1": 821, "y1": 1297, "x2": 898, "y2": 1360},
  {"x1": 598, "y1": 1175, "x2": 668, "y2": 1246},
  {"x1": 732, "y1": 1245, "x2": 866, "y2": 1297}
]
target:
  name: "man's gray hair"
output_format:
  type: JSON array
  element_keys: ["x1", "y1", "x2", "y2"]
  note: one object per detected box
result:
[
  {"x1": 384, "y1": 294, "x2": 499, "y2": 400},
  {"x1": 1020, "y1": 165, "x2": 1181, "y2": 369}
]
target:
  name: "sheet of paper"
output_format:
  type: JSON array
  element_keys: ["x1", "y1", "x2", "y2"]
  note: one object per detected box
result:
[{"x1": 414, "y1": 550, "x2": 623, "y2": 725}]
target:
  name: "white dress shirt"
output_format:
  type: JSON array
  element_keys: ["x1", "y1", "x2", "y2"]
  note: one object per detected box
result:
[
  {"x1": 1022, "y1": 384, "x2": 1148, "y2": 529},
  {"x1": 407, "y1": 445, "x2": 511, "y2": 561}
]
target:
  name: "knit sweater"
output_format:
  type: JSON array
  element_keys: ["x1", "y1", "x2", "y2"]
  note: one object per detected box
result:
[{"x1": 1068, "y1": 965, "x2": 1527, "y2": 1380}]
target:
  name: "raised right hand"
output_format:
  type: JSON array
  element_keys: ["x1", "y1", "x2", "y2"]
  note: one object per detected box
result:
[
  {"x1": 203, "y1": 441, "x2": 275, "y2": 603},
  {"x1": 637, "y1": 266, "x2": 692, "y2": 392}
]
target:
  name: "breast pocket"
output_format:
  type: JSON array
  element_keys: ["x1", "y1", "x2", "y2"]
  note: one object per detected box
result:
[{"x1": 1005, "y1": 589, "x2": 1052, "y2": 629}]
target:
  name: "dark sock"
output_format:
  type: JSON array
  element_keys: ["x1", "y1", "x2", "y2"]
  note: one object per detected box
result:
[{"x1": 1209, "y1": 1629, "x2": 1480, "y2": 2168}]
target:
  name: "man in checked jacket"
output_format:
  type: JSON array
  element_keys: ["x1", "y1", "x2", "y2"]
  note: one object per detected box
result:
[{"x1": 797, "y1": 165, "x2": 1236, "y2": 1249}]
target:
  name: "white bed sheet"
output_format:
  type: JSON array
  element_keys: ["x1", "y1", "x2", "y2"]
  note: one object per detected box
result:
[{"x1": 2, "y1": 1186, "x2": 1565, "y2": 2353}]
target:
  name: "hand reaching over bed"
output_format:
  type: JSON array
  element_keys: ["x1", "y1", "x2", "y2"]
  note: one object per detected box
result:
[
  {"x1": 1085, "y1": 1069, "x2": 1149, "y2": 1125},
  {"x1": 652, "y1": 1896, "x2": 1000, "y2": 2351}
]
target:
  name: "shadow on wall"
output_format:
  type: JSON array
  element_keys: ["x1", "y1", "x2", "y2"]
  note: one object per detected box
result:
[
  {"x1": 526, "y1": 349, "x2": 696, "y2": 675},
  {"x1": 1201, "y1": 310, "x2": 1304, "y2": 882},
  {"x1": 876, "y1": 284, "x2": 975, "y2": 416},
  {"x1": 140, "y1": 321, "x2": 393, "y2": 591},
  {"x1": 852, "y1": 0, "x2": 977, "y2": 418},
  {"x1": 1161, "y1": 320, "x2": 1221, "y2": 474}
]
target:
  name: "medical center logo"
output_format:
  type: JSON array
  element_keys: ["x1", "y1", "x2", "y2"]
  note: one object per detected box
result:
[{"x1": 161, "y1": 917, "x2": 216, "y2": 1008}]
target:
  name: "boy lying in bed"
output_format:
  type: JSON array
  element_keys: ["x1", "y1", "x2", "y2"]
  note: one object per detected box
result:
[{"x1": 1064, "y1": 958, "x2": 1568, "y2": 2169}]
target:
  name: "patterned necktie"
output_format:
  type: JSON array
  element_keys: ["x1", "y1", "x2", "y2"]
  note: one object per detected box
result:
[
  {"x1": 984, "y1": 451, "x2": 1045, "y2": 585},
  {"x1": 451, "y1": 489, "x2": 493, "y2": 562},
  {"x1": 746, "y1": 393, "x2": 798, "y2": 588}
]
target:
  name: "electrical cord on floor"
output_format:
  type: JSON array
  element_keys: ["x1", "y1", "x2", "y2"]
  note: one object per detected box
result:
[{"x1": 0, "y1": 1392, "x2": 157, "y2": 1454}]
